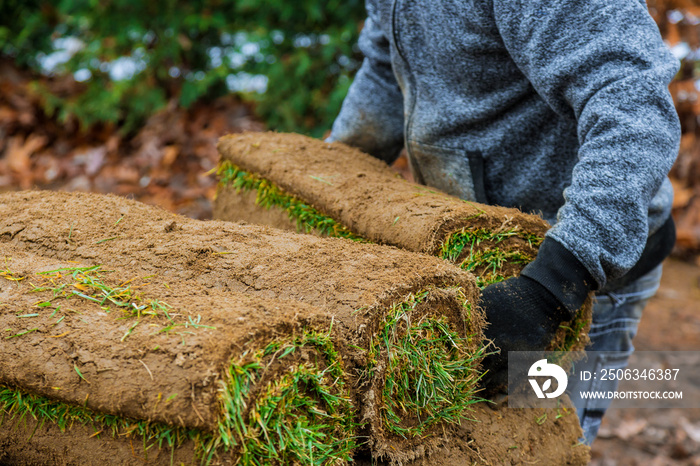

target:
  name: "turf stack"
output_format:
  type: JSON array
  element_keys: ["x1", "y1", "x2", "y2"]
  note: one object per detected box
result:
[
  {"x1": 0, "y1": 191, "x2": 471, "y2": 463},
  {"x1": 214, "y1": 132, "x2": 592, "y2": 354},
  {"x1": 0, "y1": 191, "x2": 589, "y2": 465}
]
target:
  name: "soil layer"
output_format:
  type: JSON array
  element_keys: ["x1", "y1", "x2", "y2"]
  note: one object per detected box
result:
[
  {"x1": 0, "y1": 414, "x2": 199, "y2": 465},
  {"x1": 0, "y1": 250, "x2": 334, "y2": 430},
  {"x1": 214, "y1": 185, "x2": 300, "y2": 233},
  {"x1": 0, "y1": 396, "x2": 589, "y2": 466},
  {"x1": 358, "y1": 395, "x2": 590, "y2": 466}
]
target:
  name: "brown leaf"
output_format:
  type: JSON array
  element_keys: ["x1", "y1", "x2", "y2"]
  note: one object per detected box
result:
[
  {"x1": 676, "y1": 226, "x2": 700, "y2": 250},
  {"x1": 613, "y1": 418, "x2": 648, "y2": 440},
  {"x1": 5, "y1": 134, "x2": 46, "y2": 173},
  {"x1": 4, "y1": 134, "x2": 47, "y2": 189},
  {"x1": 161, "y1": 145, "x2": 179, "y2": 168},
  {"x1": 671, "y1": 177, "x2": 694, "y2": 208},
  {"x1": 0, "y1": 105, "x2": 18, "y2": 124}
]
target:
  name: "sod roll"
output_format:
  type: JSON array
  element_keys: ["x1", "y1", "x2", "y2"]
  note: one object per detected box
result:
[
  {"x1": 215, "y1": 132, "x2": 592, "y2": 353},
  {"x1": 0, "y1": 250, "x2": 356, "y2": 464}
]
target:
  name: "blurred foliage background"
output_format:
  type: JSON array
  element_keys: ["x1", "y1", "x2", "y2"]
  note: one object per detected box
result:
[{"x1": 0, "y1": 0, "x2": 366, "y2": 137}]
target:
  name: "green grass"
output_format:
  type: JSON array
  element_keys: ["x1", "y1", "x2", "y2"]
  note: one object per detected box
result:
[
  {"x1": 202, "y1": 328, "x2": 357, "y2": 465},
  {"x1": 559, "y1": 311, "x2": 589, "y2": 351},
  {"x1": 460, "y1": 248, "x2": 534, "y2": 288},
  {"x1": 548, "y1": 305, "x2": 591, "y2": 357},
  {"x1": 216, "y1": 163, "x2": 543, "y2": 289},
  {"x1": 2, "y1": 262, "x2": 357, "y2": 463},
  {"x1": 3, "y1": 259, "x2": 512, "y2": 458},
  {"x1": 439, "y1": 230, "x2": 588, "y2": 352},
  {"x1": 440, "y1": 228, "x2": 542, "y2": 287},
  {"x1": 0, "y1": 385, "x2": 201, "y2": 458},
  {"x1": 440, "y1": 228, "x2": 524, "y2": 262},
  {"x1": 367, "y1": 289, "x2": 486, "y2": 438},
  {"x1": 10, "y1": 264, "x2": 217, "y2": 342},
  {"x1": 32, "y1": 265, "x2": 178, "y2": 322},
  {"x1": 0, "y1": 268, "x2": 25, "y2": 282},
  {"x1": 2, "y1": 263, "x2": 495, "y2": 459},
  {"x1": 217, "y1": 161, "x2": 365, "y2": 242}
]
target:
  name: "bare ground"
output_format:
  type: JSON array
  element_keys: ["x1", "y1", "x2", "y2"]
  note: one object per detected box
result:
[{"x1": 590, "y1": 257, "x2": 700, "y2": 465}]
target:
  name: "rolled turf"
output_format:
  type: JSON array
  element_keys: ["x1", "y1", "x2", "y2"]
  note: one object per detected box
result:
[
  {"x1": 214, "y1": 132, "x2": 592, "y2": 354},
  {"x1": 0, "y1": 191, "x2": 589, "y2": 465}
]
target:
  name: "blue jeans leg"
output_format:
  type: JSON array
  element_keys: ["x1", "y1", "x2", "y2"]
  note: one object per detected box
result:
[{"x1": 566, "y1": 265, "x2": 663, "y2": 445}]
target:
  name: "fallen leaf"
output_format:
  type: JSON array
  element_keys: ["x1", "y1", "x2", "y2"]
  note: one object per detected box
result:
[
  {"x1": 613, "y1": 418, "x2": 648, "y2": 440},
  {"x1": 161, "y1": 145, "x2": 179, "y2": 167}
]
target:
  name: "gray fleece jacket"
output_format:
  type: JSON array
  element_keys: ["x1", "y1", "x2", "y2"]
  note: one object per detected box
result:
[{"x1": 329, "y1": 0, "x2": 680, "y2": 289}]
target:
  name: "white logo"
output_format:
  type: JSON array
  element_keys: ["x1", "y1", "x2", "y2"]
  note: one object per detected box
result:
[{"x1": 528, "y1": 359, "x2": 568, "y2": 399}]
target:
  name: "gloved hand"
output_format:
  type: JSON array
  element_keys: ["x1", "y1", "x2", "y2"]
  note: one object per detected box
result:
[{"x1": 479, "y1": 237, "x2": 596, "y2": 393}]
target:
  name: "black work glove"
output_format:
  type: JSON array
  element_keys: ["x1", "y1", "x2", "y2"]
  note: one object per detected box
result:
[{"x1": 479, "y1": 238, "x2": 596, "y2": 393}]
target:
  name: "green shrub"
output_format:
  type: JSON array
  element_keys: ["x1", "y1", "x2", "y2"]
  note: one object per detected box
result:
[{"x1": 0, "y1": 1, "x2": 366, "y2": 136}]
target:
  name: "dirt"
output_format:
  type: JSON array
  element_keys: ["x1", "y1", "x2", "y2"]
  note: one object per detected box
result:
[
  {"x1": 0, "y1": 190, "x2": 476, "y2": 464},
  {"x1": 356, "y1": 395, "x2": 590, "y2": 466},
  {"x1": 0, "y1": 415, "x2": 199, "y2": 466},
  {"x1": 212, "y1": 131, "x2": 700, "y2": 464},
  {"x1": 214, "y1": 187, "x2": 300, "y2": 233},
  {"x1": 0, "y1": 191, "x2": 480, "y2": 347},
  {"x1": 0, "y1": 249, "x2": 337, "y2": 429},
  {"x1": 0, "y1": 399, "x2": 589, "y2": 466}
]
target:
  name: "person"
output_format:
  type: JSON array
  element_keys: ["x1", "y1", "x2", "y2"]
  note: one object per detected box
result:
[{"x1": 327, "y1": 0, "x2": 679, "y2": 445}]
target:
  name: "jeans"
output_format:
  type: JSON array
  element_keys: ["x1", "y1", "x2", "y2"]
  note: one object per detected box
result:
[{"x1": 567, "y1": 264, "x2": 663, "y2": 445}]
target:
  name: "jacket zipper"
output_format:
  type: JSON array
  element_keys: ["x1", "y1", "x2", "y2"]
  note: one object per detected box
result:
[
  {"x1": 391, "y1": 0, "x2": 417, "y2": 150},
  {"x1": 391, "y1": 0, "x2": 408, "y2": 63}
]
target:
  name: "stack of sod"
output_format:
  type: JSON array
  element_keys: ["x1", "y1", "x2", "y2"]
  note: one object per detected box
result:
[
  {"x1": 0, "y1": 191, "x2": 589, "y2": 465},
  {"x1": 214, "y1": 132, "x2": 593, "y2": 354}
]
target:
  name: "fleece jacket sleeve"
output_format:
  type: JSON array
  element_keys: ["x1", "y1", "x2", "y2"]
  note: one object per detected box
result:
[
  {"x1": 327, "y1": 3, "x2": 405, "y2": 164},
  {"x1": 493, "y1": 0, "x2": 681, "y2": 288}
]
